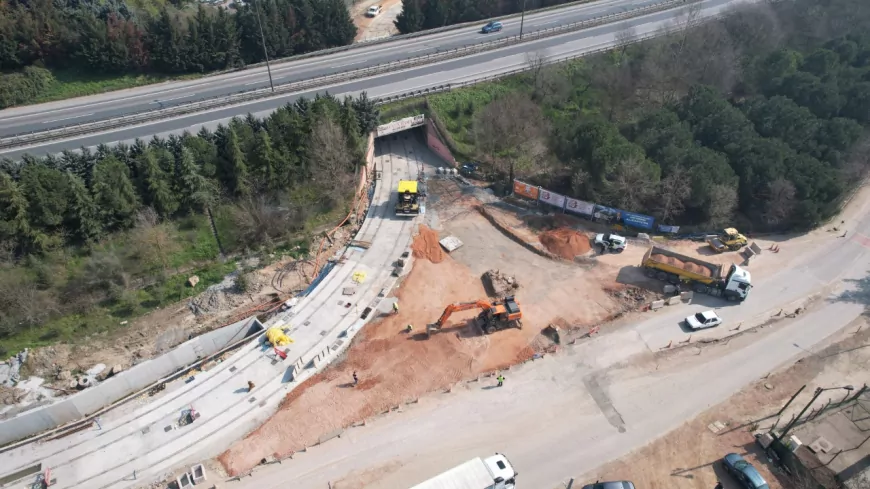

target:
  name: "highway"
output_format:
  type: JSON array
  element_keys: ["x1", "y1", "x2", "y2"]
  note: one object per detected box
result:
[
  {"x1": 0, "y1": 0, "x2": 663, "y2": 137},
  {"x1": 0, "y1": 0, "x2": 742, "y2": 160}
]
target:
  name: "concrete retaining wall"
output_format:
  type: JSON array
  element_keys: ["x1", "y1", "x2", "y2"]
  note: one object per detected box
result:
[{"x1": 0, "y1": 317, "x2": 263, "y2": 447}]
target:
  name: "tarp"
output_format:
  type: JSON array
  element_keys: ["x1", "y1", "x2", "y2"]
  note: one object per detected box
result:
[
  {"x1": 621, "y1": 210, "x2": 655, "y2": 230},
  {"x1": 265, "y1": 327, "x2": 293, "y2": 346},
  {"x1": 657, "y1": 224, "x2": 681, "y2": 233}
]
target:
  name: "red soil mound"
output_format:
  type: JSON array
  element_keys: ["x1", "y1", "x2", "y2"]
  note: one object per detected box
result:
[
  {"x1": 411, "y1": 225, "x2": 445, "y2": 263},
  {"x1": 539, "y1": 228, "x2": 591, "y2": 260}
]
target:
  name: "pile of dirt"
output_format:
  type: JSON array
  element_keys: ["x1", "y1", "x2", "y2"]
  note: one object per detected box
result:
[
  {"x1": 411, "y1": 225, "x2": 445, "y2": 263},
  {"x1": 606, "y1": 286, "x2": 656, "y2": 309},
  {"x1": 650, "y1": 254, "x2": 713, "y2": 277},
  {"x1": 539, "y1": 228, "x2": 591, "y2": 260},
  {"x1": 483, "y1": 269, "x2": 520, "y2": 297}
]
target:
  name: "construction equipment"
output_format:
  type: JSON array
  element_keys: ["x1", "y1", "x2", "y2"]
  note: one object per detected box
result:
[
  {"x1": 426, "y1": 297, "x2": 523, "y2": 338},
  {"x1": 395, "y1": 180, "x2": 421, "y2": 216},
  {"x1": 706, "y1": 228, "x2": 748, "y2": 253},
  {"x1": 642, "y1": 246, "x2": 752, "y2": 302}
]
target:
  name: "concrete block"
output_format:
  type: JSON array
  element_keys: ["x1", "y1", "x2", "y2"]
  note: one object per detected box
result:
[
  {"x1": 190, "y1": 464, "x2": 207, "y2": 483},
  {"x1": 177, "y1": 472, "x2": 194, "y2": 489},
  {"x1": 750, "y1": 241, "x2": 762, "y2": 255},
  {"x1": 680, "y1": 291, "x2": 694, "y2": 301},
  {"x1": 651, "y1": 300, "x2": 665, "y2": 310},
  {"x1": 666, "y1": 296, "x2": 682, "y2": 306}
]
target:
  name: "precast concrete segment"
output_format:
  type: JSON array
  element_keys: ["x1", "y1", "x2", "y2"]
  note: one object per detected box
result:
[
  {"x1": 0, "y1": 132, "x2": 433, "y2": 489},
  {"x1": 0, "y1": 0, "x2": 744, "y2": 158},
  {"x1": 0, "y1": 0, "x2": 660, "y2": 134}
]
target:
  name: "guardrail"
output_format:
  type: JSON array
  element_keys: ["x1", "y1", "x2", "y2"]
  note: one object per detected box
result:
[{"x1": 0, "y1": 0, "x2": 694, "y2": 151}]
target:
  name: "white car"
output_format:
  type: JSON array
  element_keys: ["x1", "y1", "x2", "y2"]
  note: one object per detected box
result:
[
  {"x1": 594, "y1": 233, "x2": 627, "y2": 253},
  {"x1": 684, "y1": 310, "x2": 722, "y2": 330},
  {"x1": 366, "y1": 5, "x2": 382, "y2": 16}
]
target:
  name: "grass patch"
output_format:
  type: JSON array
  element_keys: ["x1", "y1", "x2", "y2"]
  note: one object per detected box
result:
[{"x1": 29, "y1": 69, "x2": 202, "y2": 105}]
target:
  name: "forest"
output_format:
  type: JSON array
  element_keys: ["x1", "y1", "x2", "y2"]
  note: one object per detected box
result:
[
  {"x1": 404, "y1": 0, "x2": 870, "y2": 231},
  {"x1": 0, "y1": 0, "x2": 356, "y2": 108},
  {"x1": 0, "y1": 93, "x2": 378, "y2": 353}
]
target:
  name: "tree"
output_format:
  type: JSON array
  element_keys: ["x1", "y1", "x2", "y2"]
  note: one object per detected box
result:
[
  {"x1": 65, "y1": 173, "x2": 102, "y2": 243},
  {"x1": 655, "y1": 166, "x2": 692, "y2": 223},
  {"x1": 176, "y1": 147, "x2": 216, "y2": 212},
  {"x1": 251, "y1": 129, "x2": 277, "y2": 189},
  {"x1": 130, "y1": 208, "x2": 179, "y2": 273},
  {"x1": 763, "y1": 177, "x2": 797, "y2": 226},
  {"x1": 220, "y1": 128, "x2": 250, "y2": 196},
  {"x1": 603, "y1": 156, "x2": 660, "y2": 212},
  {"x1": 92, "y1": 156, "x2": 139, "y2": 230},
  {"x1": 136, "y1": 149, "x2": 179, "y2": 217},
  {"x1": 707, "y1": 184, "x2": 738, "y2": 225},
  {"x1": 307, "y1": 117, "x2": 356, "y2": 206},
  {"x1": 474, "y1": 92, "x2": 548, "y2": 182},
  {"x1": 0, "y1": 172, "x2": 30, "y2": 246},
  {"x1": 19, "y1": 163, "x2": 68, "y2": 232},
  {"x1": 395, "y1": 0, "x2": 424, "y2": 34}
]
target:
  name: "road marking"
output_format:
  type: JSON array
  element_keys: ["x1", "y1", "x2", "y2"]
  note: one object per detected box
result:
[
  {"x1": 42, "y1": 113, "x2": 94, "y2": 124},
  {"x1": 150, "y1": 94, "x2": 196, "y2": 104},
  {"x1": 332, "y1": 61, "x2": 365, "y2": 68},
  {"x1": 408, "y1": 47, "x2": 430, "y2": 53},
  {"x1": 534, "y1": 20, "x2": 561, "y2": 26},
  {"x1": 245, "y1": 81, "x2": 267, "y2": 86}
]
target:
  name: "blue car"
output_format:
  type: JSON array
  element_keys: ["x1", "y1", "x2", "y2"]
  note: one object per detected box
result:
[
  {"x1": 722, "y1": 453, "x2": 770, "y2": 489},
  {"x1": 481, "y1": 21, "x2": 503, "y2": 33}
]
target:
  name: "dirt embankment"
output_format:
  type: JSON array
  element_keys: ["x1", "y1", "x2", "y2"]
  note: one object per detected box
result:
[
  {"x1": 539, "y1": 228, "x2": 591, "y2": 260},
  {"x1": 218, "y1": 227, "x2": 535, "y2": 476}
]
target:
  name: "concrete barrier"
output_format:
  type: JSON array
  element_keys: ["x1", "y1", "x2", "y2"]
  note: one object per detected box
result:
[
  {"x1": 666, "y1": 296, "x2": 682, "y2": 306},
  {"x1": 0, "y1": 317, "x2": 264, "y2": 447},
  {"x1": 651, "y1": 300, "x2": 665, "y2": 310}
]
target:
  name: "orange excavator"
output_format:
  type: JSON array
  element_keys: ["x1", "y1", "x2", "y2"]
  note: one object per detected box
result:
[{"x1": 426, "y1": 296, "x2": 523, "y2": 338}]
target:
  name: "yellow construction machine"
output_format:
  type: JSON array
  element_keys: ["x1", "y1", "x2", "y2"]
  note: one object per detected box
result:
[
  {"x1": 426, "y1": 297, "x2": 523, "y2": 338},
  {"x1": 706, "y1": 228, "x2": 748, "y2": 253},
  {"x1": 395, "y1": 180, "x2": 420, "y2": 216}
]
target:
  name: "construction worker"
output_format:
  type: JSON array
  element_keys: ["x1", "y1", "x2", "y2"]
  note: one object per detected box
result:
[
  {"x1": 406, "y1": 324, "x2": 413, "y2": 333},
  {"x1": 353, "y1": 371, "x2": 359, "y2": 386},
  {"x1": 247, "y1": 381, "x2": 255, "y2": 392},
  {"x1": 392, "y1": 302, "x2": 400, "y2": 315},
  {"x1": 496, "y1": 375, "x2": 505, "y2": 387}
]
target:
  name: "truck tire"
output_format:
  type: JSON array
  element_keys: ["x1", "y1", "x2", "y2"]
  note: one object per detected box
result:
[
  {"x1": 656, "y1": 271, "x2": 668, "y2": 282},
  {"x1": 645, "y1": 268, "x2": 656, "y2": 278},
  {"x1": 485, "y1": 325, "x2": 496, "y2": 335},
  {"x1": 693, "y1": 284, "x2": 709, "y2": 294}
]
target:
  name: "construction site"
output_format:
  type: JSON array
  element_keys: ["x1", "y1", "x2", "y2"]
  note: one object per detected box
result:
[{"x1": 213, "y1": 117, "x2": 846, "y2": 479}]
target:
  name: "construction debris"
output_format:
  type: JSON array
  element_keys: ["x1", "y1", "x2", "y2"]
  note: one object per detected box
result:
[
  {"x1": 188, "y1": 275, "x2": 200, "y2": 287},
  {"x1": 439, "y1": 236, "x2": 464, "y2": 252},
  {"x1": 483, "y1": 269, "x2": 520, "y2": 298}
]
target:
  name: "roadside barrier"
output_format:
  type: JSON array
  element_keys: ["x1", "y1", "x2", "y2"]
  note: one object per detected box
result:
[{"x1": 0, "y1": 0, "x2": 697, "y2": 151}]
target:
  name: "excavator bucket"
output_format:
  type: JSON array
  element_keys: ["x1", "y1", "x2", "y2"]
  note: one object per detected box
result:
[{"x1": 425, "y1": 323, "x2": 439, "y2": 338}]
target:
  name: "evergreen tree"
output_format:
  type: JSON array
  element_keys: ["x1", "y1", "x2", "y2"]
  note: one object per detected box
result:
[
  {"x1": 92, "y1": 156, "x2": 139, "y2": 230},
  {"x1": 352, "y1": 92, "x2": 379, "y2": 134},
  {"x1": 0, "y1": 172, "x2": 31, "y2": 246},
  {"x1": 395, "y1": 0, "x2": 425, "y2": 34},
  {"x1": 65, "y1": 173, "x2": 102, "y2": 243},
  {"x1": 136, "y1": 149, "x2": 179, "y2": 217},
  {"x1": 252, "y1": 129, "x2": 277, "y2": 189},
  {"x1": 221, "y1": 128, "x2": 250, "y2": 196},
  {"x1": 176, "y1": 147, "x2": 216, "y2": 211},
  {"x1": 19, "y1": 163, "x2": 68, "y2": 231},
  {"x1": 149, "y1": 9, "x2": 186, "y2": 73}
]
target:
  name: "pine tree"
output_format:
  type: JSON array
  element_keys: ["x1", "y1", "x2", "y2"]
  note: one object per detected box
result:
[
  {"x1": 352, "y1": 92, "x2": 380, "y2": 134},
  {"x1": 221, "y1": 128, "x2": 250, "y2": 196},
  {"x1": 252, "y1": 129, "x2": 277, "y2": 189},
  {"x1": 19, "y1": 163, "x2": 68, "y2": 231},
  {"x1": 65, "y1": 173, "x2": 102, "y2": 243},
  {"x1": 92, "y1": 156, "x2": 140, "y2": 230},
  {"x1": 395, "y1": 0, "x2": 425, "y2": 34},
  {"x1": 136, "y1": 149, "x2": 179, "y2": 218},
  {"x1": 0, "y1": 172, "x2": 31, "y2": 246},
  {"x1": 176, "y1": 147, "x2": 216, "y2": 212}
]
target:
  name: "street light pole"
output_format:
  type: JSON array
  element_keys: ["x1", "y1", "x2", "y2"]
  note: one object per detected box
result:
[
  {"x1": 773, "y1": 385, "x2": 854, "y2": 444},
  {"x1": 252, "y1": 0, "x2": 275, "y2": 92},
  {"x1": 519, "y1": 0, "x2": 527, "y2": 40}
]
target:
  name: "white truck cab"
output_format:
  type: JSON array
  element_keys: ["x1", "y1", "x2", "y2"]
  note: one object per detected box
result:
[
  {"x1": 411, "y1": 453, "x2": 518, "y2": 489},
  {"x1": 724, "y1": 264, "x2": 752, "y2": 301}
]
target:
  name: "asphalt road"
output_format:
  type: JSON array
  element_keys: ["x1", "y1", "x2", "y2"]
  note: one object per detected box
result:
[
  {"x1": 0, "y1": 0, "x2": 662, "y2": 137},
  {"x1": 225, "y1": 199, "x2": 870, "y2": 489},
  {"x1": 0, "y1": 0, "x2": 742, "y2": 159}
]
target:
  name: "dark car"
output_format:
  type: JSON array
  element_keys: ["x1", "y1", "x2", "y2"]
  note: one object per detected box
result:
[
  {"x1": 582, "y1": 481, "x2": 636, "y2": 489},
  {"x1": 481, "y1": 21, "x2": 503, "y2": 33},
  {"x1": 722, "y1": 453, "x2": 770, "y2": 489}
]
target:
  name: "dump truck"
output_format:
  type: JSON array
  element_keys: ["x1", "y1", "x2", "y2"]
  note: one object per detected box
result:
[
  {"x1": 410, "y1": 453, "x2": 518, "y2": 489},
  {"x1": 396, "y1": 179, "x2": 421, "y2": 216},
  {"x1": 706, "y1": 228, "x2": 748, "y2": 253},
  {"x1": 642, "y1": 246, "x2": 752, "y2": 302},
  {"x1": 427, "y1": 297, "x2": 523, "y2": 337}
]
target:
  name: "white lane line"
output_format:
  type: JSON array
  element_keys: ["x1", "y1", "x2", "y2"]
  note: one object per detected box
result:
[
  {"x1": 408, "y1": 47, "x2": 430, "y2": 53},
  {"x1": 150, "y1": 94, "x2": 196, "y2": 104},
  {"x1": 245, "y1": 81, "x2": 267, "y2": 86},
  {"x1": 534, "y1": 20, "x2": 561, "y2": 27},
  {"x1": 332, "y1": 61, "x2": 365, "y2": 68},
  {"x1": 42, "y1": 113, "x2": 95, "y2": 124}
]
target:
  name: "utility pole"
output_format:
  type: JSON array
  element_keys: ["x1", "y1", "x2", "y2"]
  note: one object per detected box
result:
[
  {"x1": 519, "y1": 0, "x2": 527, "y2": 39},
  {"x1": 252, "y1": 0, "x2": 275, "y2": 92}
]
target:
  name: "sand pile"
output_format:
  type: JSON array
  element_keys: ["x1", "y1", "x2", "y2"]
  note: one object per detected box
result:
[
  {"x1": 411, "y1": 225, "x2": 445, "y2": 263},
  {"x1": 650, "y1": 254, "x2": 713, "y2": 277},
  {"x1": 539, "y1": 228, "x2": 591, "y2": 260}
]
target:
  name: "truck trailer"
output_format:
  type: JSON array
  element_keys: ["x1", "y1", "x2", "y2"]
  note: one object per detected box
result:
[
  {"x1": 410, "y1": 453, "x2": 517, "y2": 489},
  {"x1": 641, "y1": 246, "x2": 752, "y2": 302}
]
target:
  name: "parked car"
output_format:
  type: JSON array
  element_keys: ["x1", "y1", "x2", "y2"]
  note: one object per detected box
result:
[
  {"x1": 366, "y1": 5, "x2": 381, "y2": 16},
  {"x1": 722, "y1": 453, "x2": 770, "y2": 489},
  {"x1": 684, "y1": 310, "x2": 723, "y2": 330},
  {"x1": 582, "y1": 481, "x2": 636, "y2": 489},
  {"x1": 594, "y1": 233, "x2": 627, "y2": 253},
  {"x1": 481, "y1": 21, "x2": 503, "y2": 33}
]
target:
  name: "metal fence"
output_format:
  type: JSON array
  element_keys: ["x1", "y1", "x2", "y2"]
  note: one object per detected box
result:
[{"x1": 0, "y1": 0, "x2": 696, "y2": 151}]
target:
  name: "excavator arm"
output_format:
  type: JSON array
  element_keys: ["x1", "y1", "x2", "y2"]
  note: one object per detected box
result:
[{"x1": 433, "y1": 300, "x2": 494, "y2": 328}]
